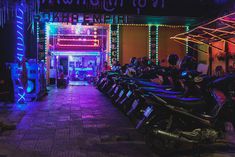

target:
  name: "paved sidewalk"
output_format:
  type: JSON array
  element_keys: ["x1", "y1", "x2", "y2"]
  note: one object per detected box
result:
[{"x1": 0, "y1": 86, "x2": 157, "y2": 157}]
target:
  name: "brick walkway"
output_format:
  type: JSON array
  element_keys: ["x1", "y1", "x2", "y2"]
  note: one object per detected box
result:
[{"x1": 0, "y1": 86, "x2": 157, "y2": 157}]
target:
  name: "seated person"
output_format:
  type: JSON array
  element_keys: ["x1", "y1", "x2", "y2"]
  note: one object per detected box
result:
[
  {"x1": 180, "y1": 52, "x2": 198, "y2": 71},
  {"x1": 151, "y1": 54, "x2": 180, "y2": 88}
]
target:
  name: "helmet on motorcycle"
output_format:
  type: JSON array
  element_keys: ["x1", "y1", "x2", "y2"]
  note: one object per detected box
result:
[
  {"x1": 168, "y1": 54, "x2": 179, "y2": 66},
  {"x1": 130, "y1": 57, "x2": 137, "y2": 65},
  {"x1": 141, "y1": 57, "x2": 149, "y2": 66}
]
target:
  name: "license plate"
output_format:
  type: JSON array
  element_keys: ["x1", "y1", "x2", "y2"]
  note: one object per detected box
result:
[
  {"x1": 119, "y1": 90, "x2": 124, "y2": 97},
  {"x1": 144, "y1": 106, "x2": 153, "y2": 117},
  {"x1": 126, "y1": 90, "x2": 132, "y2": 97}
]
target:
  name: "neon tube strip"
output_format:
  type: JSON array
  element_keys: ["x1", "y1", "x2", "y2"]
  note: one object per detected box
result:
[
  {"x1": 16, "y1": 3, "x2": 25, "y2": 104},
  {"x1": 52, "y1": 51, "x2": 100, "y2": 56},
  {"x1": 57, "y1": 44, "x2": 100, "y2": 47},
  {"x1": 58, "y1": 39, "x2": 99, "y2": 42}
]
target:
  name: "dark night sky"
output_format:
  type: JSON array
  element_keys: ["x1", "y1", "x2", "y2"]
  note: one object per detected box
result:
[
  {"x1": 0, "y1": 0, "x2": 234, "y2": 63},
  {"x1": 39, "y1": 0, "x2": 233, "y2": 18}
]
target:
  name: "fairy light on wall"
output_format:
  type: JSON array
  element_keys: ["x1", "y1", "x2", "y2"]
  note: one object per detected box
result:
[
  {"x1": 109, "y1": 24, "x2": 112, "y2": 66},
  {"x1": 148, "y1": 25, "x2": 151, "y2": 59},
  {"x1": 45, "y1": 23, "x2": 50, "y2": 63},
  {"x1": 119, "y1": 24, "x2": 186, "y2": 28},
  {"x1": 186, "y1": 26, "x2": 189, "y2": 54},
  {"x1": 117, "y1": 24, "x2": 120, "y2": 62},
  {"x1": 16, "y1": 2, "x2": 25, "y2": 104},
  {"x1": 156, "y1": 25, "x2": 159, "y2": 64}
]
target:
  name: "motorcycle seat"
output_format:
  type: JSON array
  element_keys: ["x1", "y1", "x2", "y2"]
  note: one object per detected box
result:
[
  {"x1": 153, "y1": 94, "x2": 206, "y2": 110},
  {"x1": 136, "y1": 81, "x2": 172, "y2": 89},
  {"x1": 140, "y1": 87, "x2": 182, "y2": 95}
]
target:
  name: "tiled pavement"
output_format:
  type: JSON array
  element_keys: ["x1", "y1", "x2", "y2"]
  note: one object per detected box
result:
[
  {"x1": 0, "y1": 86, "x2": 235, "y2": 157},
  {"x1": 0, "y1": 86, "x2": 158, "y2": 157}
]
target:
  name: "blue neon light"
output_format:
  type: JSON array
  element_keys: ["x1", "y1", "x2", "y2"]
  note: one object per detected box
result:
[
  {"x1": 17, "y1": 31, "x2": 24, "y2": 37},
  {"x1": 17, "y1": 21, "x2": 23, "y2": 24},
  {"x1": 17, "y1": 25, "x2": 23, "y2": 30},
  {"x1": 16, "y1": 3, "x2": 25, "y2": 104}
]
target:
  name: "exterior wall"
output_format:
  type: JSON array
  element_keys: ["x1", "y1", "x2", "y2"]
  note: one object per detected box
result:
[
  {"x1": 228, "y1": 38, "x2": 235, "y2": 68},
  {"x1": 119, "y1": 25, "x2": 187, "y2": 66},
  {"x1": 119, "y1": 25, "x2": 149, "y2": 65},
  {"x1": 197, "y1": 40, "x2": 235, "y2": 75},
  {"x1": 198, "y1": 44, "x2": 209, "y2": 64},
  {"x1": 158, "y1": 26, "x2": 186, "y2": 67},
  {"x1": 211, "y1": 41, "x2": 225, "y2": 75}
]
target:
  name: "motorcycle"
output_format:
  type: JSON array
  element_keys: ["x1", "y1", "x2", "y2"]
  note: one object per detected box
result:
[{"x1": 142, "y1": 74, "x2": 235, "y2": 154}]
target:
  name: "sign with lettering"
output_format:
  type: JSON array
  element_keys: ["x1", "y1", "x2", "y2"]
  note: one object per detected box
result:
[
  {"x1": 39, "y1": 0, "x2": 165, "y2": 15},
  {"x1": 149, "y1": 25, "x2": 157, "y2": 60},
  {"x1": 35, "y1": 12, "x2": 128, "y2": 24},
  {"x1": 110, "y1": 25, "x2": 119, "y2": 64},
  {"x1": 38, "y1": 23, "x2": 46, "y2": 61}
]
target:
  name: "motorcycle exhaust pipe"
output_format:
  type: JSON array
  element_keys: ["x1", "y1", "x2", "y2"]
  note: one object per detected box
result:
[{"x1": 152, "y1": 129, "x2": 198, "y2": 144}]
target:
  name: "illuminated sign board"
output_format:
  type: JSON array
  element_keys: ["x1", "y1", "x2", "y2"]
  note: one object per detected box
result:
[
  {"x1": 40, "y1": 0, "x2": 165, "y2": 15},
  {"x1": 35, "y1": 13, "x2": 128, "y2": 24}
]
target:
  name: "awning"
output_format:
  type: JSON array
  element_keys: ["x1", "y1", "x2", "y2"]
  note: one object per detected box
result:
[{"x1": 171, "y1": 12, "x2": 235, "y2": 53}]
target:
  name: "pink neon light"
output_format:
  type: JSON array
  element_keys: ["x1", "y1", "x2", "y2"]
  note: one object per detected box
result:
[
  {"x1": 58, "y1": 39, "x2": 99, "y2": 42},
  {"x1": 57, "y1": 44, "x2": 100, "y2": 47}
]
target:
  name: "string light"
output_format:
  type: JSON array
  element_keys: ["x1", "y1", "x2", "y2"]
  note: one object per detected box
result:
[
  {"x1": 109, "y1": 24, "x2": 112, "y2": 66},
  {"x1": 118, "y1": 24, "x2": 187, "y2": 28},
  {"x1": 148, "y1": 25, "x2": 151, "y2": 59},
  {"x1": 157, "y1": 24, "x2": 187, "y2": 28},
  {"x1": 117, "y1": 24, "x2": 120, "y2": 62},
  {"x1": 46, "y1": 23, "x2": 50, "y2": 63},
  {"x1": 186, "y1": 26, "x2": 189, "y2": 53},
  {"x1": 156, "y1": 25, "x2": 159, "y2": 64}
]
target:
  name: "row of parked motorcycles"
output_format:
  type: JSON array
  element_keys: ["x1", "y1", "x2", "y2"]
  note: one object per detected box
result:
[{"x1": 96, "y1": 66, "x2": 235, "y2": 154}]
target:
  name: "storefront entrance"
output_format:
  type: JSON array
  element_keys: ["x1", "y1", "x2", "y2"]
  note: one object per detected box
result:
[{"x1": 47, "y1": 23, "x2": 109, "y2": 85}]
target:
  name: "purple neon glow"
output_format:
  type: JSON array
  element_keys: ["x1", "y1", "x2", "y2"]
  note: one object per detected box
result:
[
  {"x1": 48, "y1": 23, "x2": 108, "y2": 51},
  {"x1": 16, "y1": 2, "x2": 26, "y2": 104}
]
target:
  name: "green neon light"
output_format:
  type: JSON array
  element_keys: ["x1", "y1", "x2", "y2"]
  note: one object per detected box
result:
[{"x1": 186, "y1": 26, "x2": 189, "y2": 54}]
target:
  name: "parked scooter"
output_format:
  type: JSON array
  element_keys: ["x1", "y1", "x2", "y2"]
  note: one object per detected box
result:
[{"x1": 142, "y1": 74, "x2": 235, "y2": 154}]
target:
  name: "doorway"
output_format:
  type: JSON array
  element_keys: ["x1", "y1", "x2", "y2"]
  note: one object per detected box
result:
[{"x1": 46, "y1": 23, "x2": 109, "y2": 86}]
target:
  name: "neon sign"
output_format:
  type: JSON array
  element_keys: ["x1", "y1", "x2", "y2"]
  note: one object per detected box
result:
[
  {"x1": 58, "y1": 39, "x2": 100, "y2": 47},
  {"x1": 110, "y1": 25, "x2": 119, "y2": 64},
  {"x1": 16, "y1": 3, "x2": 26, "y2": 104},
  {"x1": 36, "y1": 13, "x2": 128, "y2": 24},
  {"x1": 40, "y1": 0, "x2": 165, "y2": 15}
]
